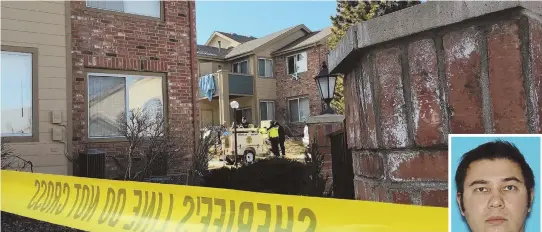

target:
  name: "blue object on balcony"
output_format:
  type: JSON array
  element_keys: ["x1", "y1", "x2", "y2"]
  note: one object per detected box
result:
[{"x1": 199, "y1": 74, "x2": 216, "y2": 101}]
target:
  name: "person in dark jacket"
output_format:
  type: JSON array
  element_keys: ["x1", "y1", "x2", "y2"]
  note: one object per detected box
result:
[
  {"x1": 276, "y1": 122, "x2": 286, "y2": 156},
  {"x1": 267, "y1": 121, "x2": 280, "y2": 157}
]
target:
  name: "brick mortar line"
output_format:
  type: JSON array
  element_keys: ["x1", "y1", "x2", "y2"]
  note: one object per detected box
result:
[
  {"x1": 369, "y1": 51, "x2": 383, "y2": 148},
  {"x1": 519, "y1": 16, "x2": 536, "y2": 133},
  {"x1": 434, "y1": 35, "x2": 451, "y2": 142},
  {"x1": 479, "y1": 25, "x2": 494, "y2": 133},
  {"x1": 400, "y1": 43, "x2": 415, "y2": 147}
]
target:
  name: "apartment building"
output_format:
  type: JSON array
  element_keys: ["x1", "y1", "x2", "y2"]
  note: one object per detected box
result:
[
  {"x1": 197, "y1": 25, "x2": 331, "y2": 136},
  {"x1": 1, "y1": 1, "x2": 199, "y2": 178},
  {"x1": 70, "y1": 0, "x2": 198, "y2": 177}
]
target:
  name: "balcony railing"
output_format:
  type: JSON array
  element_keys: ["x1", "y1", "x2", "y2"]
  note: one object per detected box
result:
[{"x1": 198, "y1": 71, "x2": 253, "y2": 99}]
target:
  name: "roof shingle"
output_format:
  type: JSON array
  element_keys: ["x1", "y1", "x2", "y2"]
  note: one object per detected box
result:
[
  {"x1": 225, "y1": 25, "x2": 307, "y2": 59},
  {"x1": 197, "y1": 45, "x2": 232, "y2": 59},
  {"x1": 217, "y1": 31, "x2": 257, "y2": 43}
]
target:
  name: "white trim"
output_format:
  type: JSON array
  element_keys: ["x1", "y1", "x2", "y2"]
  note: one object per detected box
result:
[
  {"x1": 285, "y1": 51, "x2": 307, "y2": 76},
  {"x1": 86, "y1": 72, "x2": 164, "y2": 139}
]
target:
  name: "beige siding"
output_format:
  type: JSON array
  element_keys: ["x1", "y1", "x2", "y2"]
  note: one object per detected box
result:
[
  {"x1": 1, "y1": 1, "x2": 69, "y2": 175},
  {"x1": 200, "y1": 100, "x2": 220, "y2": 127},
  {"x1": 199, "y1": 62, "x2": 214, "y2": 76},
  {"x1": 207, "y1": 35, "x2": 239, "y2": 49},
  {"x1": 256, "y1": 78, "x2": 277, "y2": 99}
]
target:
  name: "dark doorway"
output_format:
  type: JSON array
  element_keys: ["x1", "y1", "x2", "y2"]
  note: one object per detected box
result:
[
  {"x1": 233, "y1": 108, "x2": 251, "y2": 124},
  {"x1": 330, "y1": 129, "x2": 355, "y2": 199}
]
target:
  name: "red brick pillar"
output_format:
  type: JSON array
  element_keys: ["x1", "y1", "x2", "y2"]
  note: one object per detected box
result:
[{"x1": 306, "y1": 114, "x2": 345, "y2": 193}]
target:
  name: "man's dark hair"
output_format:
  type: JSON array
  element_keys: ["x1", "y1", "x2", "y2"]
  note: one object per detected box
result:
[{"x1": 454, "y1": 140, "x2": 535, "y2": 211}]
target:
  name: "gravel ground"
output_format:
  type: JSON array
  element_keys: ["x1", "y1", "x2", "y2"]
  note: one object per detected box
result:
[{"x1": 1, "y1": 212, "x2": 83, "y2": 232}]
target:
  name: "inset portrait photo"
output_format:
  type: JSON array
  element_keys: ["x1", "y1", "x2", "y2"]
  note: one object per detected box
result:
[{"x1": 450, "y1": 134, "x2": 541, "y2": 232}]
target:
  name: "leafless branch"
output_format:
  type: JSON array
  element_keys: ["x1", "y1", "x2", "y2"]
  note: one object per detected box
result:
[
  {"x1": 1, "y1": 138, "x2": 34, "y2": 172},
  {"x1": 187, "y1": 126, "x2": 222, "y2": 185},
  {"x1": 116, "y1": 108, "x2": 177, "y2": 181}
]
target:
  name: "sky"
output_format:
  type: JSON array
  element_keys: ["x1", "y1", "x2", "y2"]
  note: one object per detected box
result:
[{"x1": 195, "y1": 1, "x2": 337, "y2": 45}]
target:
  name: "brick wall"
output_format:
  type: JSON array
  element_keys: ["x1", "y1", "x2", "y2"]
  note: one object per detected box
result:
[
  {"x1": 70, "y1": 1, "x2": 198, "y2": 178},
  {"x1": 342, "y1": 13, "x2": 541, "y2": 206},
  {"x1": 274, "y1": 45, "x2": 328, "y2": 137}
]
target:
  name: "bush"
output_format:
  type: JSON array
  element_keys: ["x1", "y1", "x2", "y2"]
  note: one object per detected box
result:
[{"x1": 203, "y1": 157, "x2": 327, "y2": 197}]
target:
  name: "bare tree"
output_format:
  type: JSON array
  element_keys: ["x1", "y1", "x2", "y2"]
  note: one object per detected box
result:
[
  {"x1": 116, "y1": 108, "x2": 177, "y2": 180},
  {"x1": 1, "y1": 138, "x2": 33, "y2": 172},
  {"x1": 186, "y1": 126, "x2": 222, "y2": 185}
]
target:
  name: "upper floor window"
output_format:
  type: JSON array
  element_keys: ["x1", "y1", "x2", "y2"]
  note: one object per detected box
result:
[
  {"x1": 232, "y1": 60, "x2": 249, "y2": 74},
  {"x1": 258, "y1": 58, "x2": 273, "y2": 78},
  {"x1": 86, "y1": 0, "x2": 161, "y2": 18},
  {"x1": 1, "y1": 49, "x2": 36, "y2": 140},
  {"x1": 286, "y1": 52, "x2": 307, "y2": 75}
]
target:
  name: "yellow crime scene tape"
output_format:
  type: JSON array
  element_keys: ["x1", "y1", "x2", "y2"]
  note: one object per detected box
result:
[{"x1": 1, "y1": 170, "x2": 448, "y2": 232}]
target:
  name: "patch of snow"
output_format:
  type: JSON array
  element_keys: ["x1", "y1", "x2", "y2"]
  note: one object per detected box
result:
[
  {"x1": 451, "y1": 32, "x2": 477, "y2": 60},
  {"x1": 387, "y1": 152, "x2": 416, "y2": 181}
]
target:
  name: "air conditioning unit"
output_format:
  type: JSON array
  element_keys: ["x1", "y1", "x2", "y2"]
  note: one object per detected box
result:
[{"x1": 78, "y1": 149, "x2": 106, "y2": 178}]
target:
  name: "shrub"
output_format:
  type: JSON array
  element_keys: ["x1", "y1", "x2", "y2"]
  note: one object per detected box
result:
[{"x1": 203, "y1": 157, "x2": 327, "y2": 197}]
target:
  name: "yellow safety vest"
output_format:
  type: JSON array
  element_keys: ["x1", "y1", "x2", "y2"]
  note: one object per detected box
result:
[{"x1": 268, "y1": 127, "x2": 279, "y2": 138}]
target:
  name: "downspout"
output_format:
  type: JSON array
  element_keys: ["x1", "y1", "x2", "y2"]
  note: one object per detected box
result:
[{"x1": 188, "y1": 1, "x2": 198, "y2": 157}]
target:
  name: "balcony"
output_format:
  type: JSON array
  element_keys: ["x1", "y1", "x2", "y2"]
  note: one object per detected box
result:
[{"x1": 199, "y1": 70, "x2": 254, "y2": 99}]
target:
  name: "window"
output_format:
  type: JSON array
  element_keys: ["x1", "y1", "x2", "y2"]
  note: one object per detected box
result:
[
  {"x1": 232, "y1": 60, "x2": 249, "y2": 74},
  {"x1": 288, "y1": 97, "x2": 309, "y2": 122},
  {"x1": 87, "y1": 72, "x2": 164, "y2": 138},
  {"x1": 233, "y1": 108, "x2": 252, "y2": 123},
  {"x1": 86, "y1": 0, "x2": 161, "y2": 18},
  {"x1": 260, "y1": 101, "x2": 275, "y2": 121},
  {"x1": 1, "y1": 49, "x2": 36, "y2": 139},
  {"x1": 258, "y1": 58, "x2": 273, "y2": 77},
  {"x1": 286, "y1": 52, "x2": 307, "y2": 75}
]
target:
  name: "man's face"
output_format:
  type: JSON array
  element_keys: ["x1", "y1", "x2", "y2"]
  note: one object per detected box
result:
[{"x1": 457, "y1": 159, "x2": 533, "y2": 232}]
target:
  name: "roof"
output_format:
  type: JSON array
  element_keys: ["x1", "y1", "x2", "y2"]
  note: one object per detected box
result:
[
  {"x1": 225, "y1": 24, "x2": 311, "y2": 59},
  {"x1": 273, "y1": 27, "x2": 332, "y2": 55},
  {"x1": 197, "y1": 45, "x2": 232, "y2": 59},
  {"x1": 217, "y1": 31, "x2": 257, "y2": 43}
]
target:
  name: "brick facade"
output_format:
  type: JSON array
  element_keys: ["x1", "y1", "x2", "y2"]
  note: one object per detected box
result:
[
  {"x1": 70, "y1": 1, "x2": 198, "y2": 178},
  {"x1": 274, "y1": 45, "x2": 328, "y2": 137},
  {"x1": 337, "y1": 12, "x2": 541, "y2": 207}
]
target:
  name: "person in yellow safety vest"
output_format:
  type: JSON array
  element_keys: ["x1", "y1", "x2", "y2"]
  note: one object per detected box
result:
[{"x1": 268, "y1": 121, "x2": 280, "y2": 157}]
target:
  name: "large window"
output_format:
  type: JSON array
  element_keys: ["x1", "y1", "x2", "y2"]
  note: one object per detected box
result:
[
  {"x1": 232, "y1": 60, "x2": 249, "y2": 74},
  {"x1": 1, "y1": 50, "x2": 36, "y2": 139},
  {"x1": 86, "y1": 0, "x2": 161, "y2": 18},
  {"x1": 87, "y1": 72, "x2": 164, "y2": 138},
  {"x1": 260, "y1": 101, "x2": 275, "y2": 121},
  {"x1": 286, "y1": 52, "x2": 307, "y2": 75},
  {"x1": 288, "y1": 97, "x2": 309, "y2": 123},
  {"x1": 258, "y1": 58, "x2": 273, "y2": 78}
]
